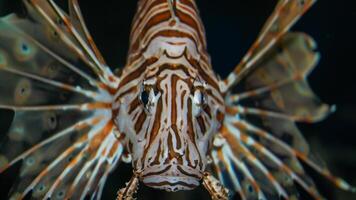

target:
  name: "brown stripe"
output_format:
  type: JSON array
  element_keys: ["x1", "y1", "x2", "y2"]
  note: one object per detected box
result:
[
  {"x1": 117, "y1": 86, "x2": 137, "y2": 99},
  {"x1": 186, "y1": 98, "x2": 195, "y2": 143},
  {"x1": 206, "y1": 89, "x2": 224, "y2": 105},
  {"x1": 171, "y1": 74, "x2": 178, "y2": 125},
  {"x1": 140, "y1": 11, "x2": 171, "y2": 41},
  {"x1": 203, "y1": 105, "x2": 212, "y2": 119},
  {"x1": 185, "y1": 145, "x2": 194, "y2": 168},
  {"x1": 119, "y1": 57, "x2": 158, "y2": 88},
  {"x1": 177, "y1": 165, "x2": 201, "y2": 179},
  {"x1": 171, "y1": 124, "x2": 181, "y2": 150},
  {"x1": 183, "y1": 57, "x2": 220, "y2": 95},
  {"x1": 176, "y1": 9, "x2": 206, "y2": 49},
  {"x1": 129, "y1": 97, "x2": 141, "y2": 114},
  {"x1": 134, "y1": 110, "x2": 147, "y2": 134},
  {"x1": 164, "y1": 83, "x2": 168, "y2": 108},
  {"x1": 145, "y1": 64, "x2": 192, "y2": 80},
  {"x1": 145, "y1": 181, "x2": 197, "y2": 188},
  {"x1": 181, "y1": 90, "x2": 187, "y2": 110},
  {"x1": 131, "y1": 0, "x2": 167, "y2": 37},
  {"x1": 141, "y1": 30, "x2": 199, "y2": 53},
  {"x1": 194, "y1": 62, "x2": 220, "y2": 92},
  {"x1": 150, "y1": 139, "x2": 162, "y2": 166},
  {"x1": 196, "y1": 116, "x2": 206, "y2": 135},
  {"x1": 166, "y1": 128, "x2": 183, "y2": 165},
  {"x1": 142, "y1": 165, "x2": 171, "y2": 178},
  {"x1": 141, "y1": 98, "x2": 163, "y2": 169},
  {"x1": 179, "y1": 0, "x2": 197, "y2": 10},
  {"x1": 194, "y1": 141, "x2": 203, "y2": 170}
]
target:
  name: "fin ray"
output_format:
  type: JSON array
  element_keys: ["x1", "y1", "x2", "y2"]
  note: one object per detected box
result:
[{"x1": 223, "y1": 0, "x2": 316, "y2": 91}]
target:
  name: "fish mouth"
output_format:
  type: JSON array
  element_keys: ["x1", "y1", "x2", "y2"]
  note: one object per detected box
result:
[{"x1": 140, "y1": 164, "x2": 203, "y2": 192}]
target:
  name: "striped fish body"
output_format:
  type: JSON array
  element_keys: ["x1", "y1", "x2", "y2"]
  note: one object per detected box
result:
[
  {"x1": 0, "y1": 0, "x2": 354, "y2": 200},
  {"x1": 115, "y1": 0, "x2": 225, "y2": 192}
]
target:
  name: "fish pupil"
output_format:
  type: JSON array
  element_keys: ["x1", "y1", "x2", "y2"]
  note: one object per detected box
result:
[
  {"x1": 140, "y1": 90, "x2": 149, "y2": 106},
  {"x1": 21, "y1": 43, "x2": 29, "y2": 52}
]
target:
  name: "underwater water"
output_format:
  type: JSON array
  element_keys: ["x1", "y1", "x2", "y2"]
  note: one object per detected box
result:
[{"x1": 0, "y1": 0, "x2": 355, "y2": 199}]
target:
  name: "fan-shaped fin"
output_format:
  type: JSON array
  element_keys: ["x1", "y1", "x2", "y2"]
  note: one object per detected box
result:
[
  {"x1": 228, "y1": 33, "x2": 331, "y2": 124},
  {"x1": 44, "y1": 0, "x2": 119, "y2": 87},
  {"x1": 15, "y1": 0, "x2": 118, "y2": 88},
  {"x1": 0, "y1": 1, "x2": 124, "y2": 199},
  {"x1": 0, "y1": 68, "x2": 97, "y2": 107},
  {"x1": 0, "y1": 109, "x2": 93, "y2": 171},
  {"x1": 212, "y1": 131, "x2": 318, "y2": 199},
  {"x1": 21, "y1": 0, "x2": 101, "y2": 81},
  {"x1": 2, "y1": 114, "x2": 123, "y2": 200},
  {"x1": 215, "y1": 12, "x2": 355, "y2": 199},
  {"x1": 0, "y1": 13, "x2": 101, "y2": 90},
  {"x1": 223, "y1": 0, "x2": 316, "y2": 91}
]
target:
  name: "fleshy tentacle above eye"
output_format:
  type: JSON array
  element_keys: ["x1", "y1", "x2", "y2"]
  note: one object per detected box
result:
[
  {"x1": 0, "y1": 0, "x2": 123, "y2": 199},
  {"x1": 214, "y1": 0, "x2": 355, "y2": 199}
]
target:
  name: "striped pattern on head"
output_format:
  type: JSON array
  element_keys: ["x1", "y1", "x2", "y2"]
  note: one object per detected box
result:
[{"x1": 114, "y1": 0, "x2": 225, "y2": 192}]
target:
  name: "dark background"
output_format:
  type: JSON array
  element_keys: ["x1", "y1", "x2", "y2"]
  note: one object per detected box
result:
[{"x1": 0, "y1": 0, "x2": 356, "y2": 199}]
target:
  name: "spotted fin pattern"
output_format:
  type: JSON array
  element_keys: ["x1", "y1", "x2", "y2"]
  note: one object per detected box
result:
[
  {"x1": 213, "y1": 0, "x2": 355, "y2": 199},
  {"x1": 0, "y1": 0, "x2": 122, "y2": 199}
]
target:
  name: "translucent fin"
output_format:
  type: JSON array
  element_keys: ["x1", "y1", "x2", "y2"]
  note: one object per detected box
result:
[
  {"x1": 1, "y1": 113, "x2": 123, "y2": 200},
  {"x1": 68, "y1": 0, "x2": 107, "y2": 65},
  {"x1": 213, "y1": 33, "x2": 355, "y2": 200},
  {"x1": 211, "y1": 123, "x2": 325, "y2": 200},
  {"x1": 17, "y1": 0, "x2": 118, "y2": 88},
  {"x1": 211, "y1": 136, "x2": 268, "y2": 200},
  {"x1": 229, "y1": 33, "x2": 332, "y2": 123},
  {"x1": 0, "y1": 1, "x2": 124, "y2": 199},
  {"x1": 0, "y1": 109, "x2": 94, "y2": 170},
  {"x1": 223, "y1": 0, "x2": 316, "y2": 92}
]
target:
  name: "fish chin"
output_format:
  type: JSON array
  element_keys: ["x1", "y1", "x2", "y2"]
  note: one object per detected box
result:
[{"x1": 140, "y1": 164, "x2": 202, "y2": 192}]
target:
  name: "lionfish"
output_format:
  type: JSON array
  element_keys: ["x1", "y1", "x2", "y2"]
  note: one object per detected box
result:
[{"x1": 0, "y1": 0, "x2": 354, "y2": 199}]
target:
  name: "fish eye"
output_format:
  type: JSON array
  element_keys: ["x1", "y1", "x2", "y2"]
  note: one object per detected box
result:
[
  {"x1": 139, "y1": 84, "x2": 159, "y2": 112},
  {"x1": 140, "y1": 89, "x2": 150, "y2": 107},
  {"x1": 193, "y1": 89, "x2": 207, "y2": 107}
]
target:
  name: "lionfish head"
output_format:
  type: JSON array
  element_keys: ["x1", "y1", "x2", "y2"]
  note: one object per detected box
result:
[{"x1": 115, "y1": 62, "x2": 225, "y2": 191}]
